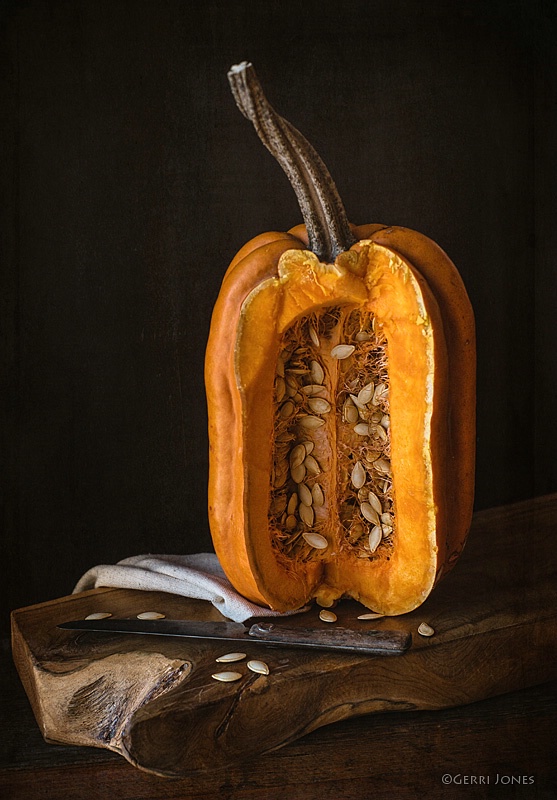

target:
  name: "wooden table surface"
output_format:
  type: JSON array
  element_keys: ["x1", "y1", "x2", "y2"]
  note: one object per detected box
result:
[{"x1": 2, "y1": 495, "x2": 557, "y2": 800}]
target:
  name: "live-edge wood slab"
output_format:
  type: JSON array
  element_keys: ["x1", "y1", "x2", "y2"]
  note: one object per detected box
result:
[{"x1": 11, "y1": 495, "x2": 557, "y2": 777}]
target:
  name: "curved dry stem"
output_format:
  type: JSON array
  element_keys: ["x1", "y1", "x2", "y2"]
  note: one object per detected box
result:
[{"x1": 228, "y1": 61, "x2": 357, "y2": 262}]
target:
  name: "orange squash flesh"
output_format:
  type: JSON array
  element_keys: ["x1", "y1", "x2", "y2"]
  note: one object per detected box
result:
[{"x1": 205, "y1": 63, "x2": 475, "y2": 616}]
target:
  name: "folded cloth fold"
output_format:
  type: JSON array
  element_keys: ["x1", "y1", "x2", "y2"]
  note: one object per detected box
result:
[{"x1": 73, "y1": 553, "x2": 305, "y2": 623}]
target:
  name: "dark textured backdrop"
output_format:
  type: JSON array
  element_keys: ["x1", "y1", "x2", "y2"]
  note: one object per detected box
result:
[{"x1": 2, "y1": 0, "x2": 556, "y2": 629}]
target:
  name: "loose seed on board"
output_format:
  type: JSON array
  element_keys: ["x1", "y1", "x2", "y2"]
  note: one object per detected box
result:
[
  {"x1": 418, "y1": 622, "x2": 435, "y2": 637},
  {"x1": 354, "y1": 422, "x2": 370, "y2": 436},
  {"x1": 312, "y1": 483, "x2": 324, "y2": 506},
  {"x1": 308, "y1": 397, "x2": 331, "y2": 414},
  {"x1": 247, "y1": 659, "x2": 270, "y2": 675},
  {"x1": 304, "y1": 455, "x2": 321, "y2": 476},
  {"x1": 357, "y1": 612, "x2": 385, "y2": 620},
  {"x1": 212, "y1": 671, "x2": 243, "y2": 682},
  {"x1": 310, "y1": 360, "x2": 324, "y2": 384},
  {"x1": 351, "y1": 461, "x2": 366, "y2": 489},
  {"x1": 368, "y1": 526, "x2": 382, "y2": 552},
  {"x1": 216, "y1": 653, "x2": 246, "y2": 663},
  {"x1": 309, "y1": 324, "x2": 320, "y2": 348},
  {"x1": 299, "y1": 503, "x2": 315, "y2": 527},
  {"x1": 137, "y1": 611, "x2": 165, "y2": 620},
  {"x1": 298, "y1": 483, "x2": 313, "y2": 506},
  {"x1": 331, "y1": 344, "x2": 355, "y2": 360},
  {"x1": 319, "y1": 609, "x2": 337, "y2": 623},
  {"x1": 298, "y1": 415, "x2": 326, "y2": 429},
  {"x1": 85, "y1": 612, "x2": 112, "y2": 620},
  {"x1": 302, "y1": 531, "x2": 327, "y2": 549}
]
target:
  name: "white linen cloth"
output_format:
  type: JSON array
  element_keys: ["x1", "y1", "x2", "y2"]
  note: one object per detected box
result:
[{"x1": 73, "y1": 552, "x2": 305, "y2": 623}]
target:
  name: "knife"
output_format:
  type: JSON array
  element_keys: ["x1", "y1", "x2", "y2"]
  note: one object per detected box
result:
[{"x1": 58, "y1": 617, "x2": 411, "y2": 656}]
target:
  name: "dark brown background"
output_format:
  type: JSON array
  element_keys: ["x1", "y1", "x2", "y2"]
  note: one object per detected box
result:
[{"x1": 1, "y1": 0, "x2": 556, "y2": 632}]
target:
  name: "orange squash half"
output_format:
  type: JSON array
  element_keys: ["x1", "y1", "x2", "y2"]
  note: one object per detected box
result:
[{"x1": 205, "y1": 63, "x2": 475, "y2": 615}]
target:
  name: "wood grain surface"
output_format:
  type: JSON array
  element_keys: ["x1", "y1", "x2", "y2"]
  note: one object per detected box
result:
[{"x1": 10, "y1": 495, "x2": 557, "y2": 780}]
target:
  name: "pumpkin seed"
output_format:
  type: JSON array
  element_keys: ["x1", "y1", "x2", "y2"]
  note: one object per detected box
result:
[
  {"x1": 308, "y1": 397, "x2": 331, "y2": 414},
  {"x1": 276, "y1": 376, "x2": 286, "y2": 402},
  {"x1": 381, "y1": 513, "x2": 392, "y2": 525},
  {"x1": 319, "y1": 609, "x2": 337, "y2": 623},
  {"x1": 368, "y1": 526, "x2": 382, "y2": 552},
  {"x1": 350, "y1": 393, "x2": 367, "y2": 411},
  {"x1": 357, "y1": 612, "x2": 384, "y2": 620},
  {"x1": 276, "y1": 358, "x2": 285, "y2": 378},
  {"x1": 381, "y1": 414, "x2": 390, "y2": 430},
  {"x1": 298, "y1": 483, "x2": 313, "y2": 506},
  {"x1": 85, "y1": 612, "x2": 112, "y2": 620},
  {"x1": 247, "y1": 659, "x2": 270, "y2": 675},
  {"x1": 370, "y1": 423, "x2": 388, "y2": 442},
  {"x1": 303, "y1": 440, "x2": 314, "y2": 455},
  {"x1": 302, "y1": 384, "x2": 327, "y2": 396},
  {"x1": 312, "y1": 483, "x2": 324, "y2": 506},
  {"x1": 355, "y1": 330, "x2": 371, "y2": 342},
  {"x1": 357, "y1": 382, "x2": 375, "y2": 406},
  {"x1": 371, "y1": 410, "x2": 383, "y2": 423},
  {"x1": 354, "y1": 422, "x2": 370, "y2": 436},
  {"x1": 357, "y1": 487, "x2": 369, "y2": 502},
  {"x1": 298, "y1": 415, "x2": 325, "y2": 429},
  {"x1": 291, "y1": 462, "x2": 306, "y2": 483},
  {"x1": 310, "y1": 360, "x2": 324, "y2": 384},
  {"x1": 372, "y1": 383, "x2": 388, "y2": 405},
  {"x1": 299, "y1": 503, "x2": 314, "y2": 527},
  {"x1": 367, "y1": 491, "x2": 383, "y2": 514},
  {"x1": 343, "y1": 399, "x2": 359, "y2": 424},
  {"x1": 418, "y1": 622, "x2": 435, "y2": 637},
  {"x1": 374, "y1": 458, "x2": 392, "y2": 475},
  {"x1": 287, "y1": 493, "x2": 298, "y2": 515},
  {"x1": 304, "y1": 454, "x2": 321, "y2": 476},
  {"x1": 331, "y1": 344, "x2": 355, "y2": 359},
  {"x1": 289, "y1": 444, "x2": 307, "y2": 469},
  {"x1": 302, "y1": 531, "x2": 327, "y2": 549},
  {"x1": 382, "y1": 525, "x2": 393, "y2": 537},
  {"x1": 280, "y1": 400, "x2": 295, "y2": 419},
  {"x1": 286, "y1": 514, "x2": 297, "y2": 530},
  {"x1": 216, "y1": 653, "x2": 246, "y2": 663},
  {"x1": 137, "y1": 611, "x2": 166, "y2": 620},
  {"x1": 351, "y1": 461, "x2": 366, "y2": 489},
  {"x1": 360, "y1": 502, "x2": 380, "y2": 525},
  {"x1": 212, "y1": 671, "x2": 242, "y2": 682},
  {"x1": 309, "y1": 324, "x2": 320, "y2": 348}
]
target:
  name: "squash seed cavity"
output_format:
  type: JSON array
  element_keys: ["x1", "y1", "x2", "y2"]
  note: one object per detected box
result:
[{"x1": 268, "y1": 308, "x2": 395, "y2": 564}]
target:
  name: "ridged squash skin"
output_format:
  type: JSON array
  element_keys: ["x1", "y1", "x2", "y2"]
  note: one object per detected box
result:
[{"x1": 205, "y1": 221, "x2": 475, "y2": 615}]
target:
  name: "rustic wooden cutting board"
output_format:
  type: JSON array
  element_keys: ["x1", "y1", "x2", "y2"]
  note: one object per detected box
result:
[{"x1": 11, "y1": 496, "x2": 557, "y2": 778}]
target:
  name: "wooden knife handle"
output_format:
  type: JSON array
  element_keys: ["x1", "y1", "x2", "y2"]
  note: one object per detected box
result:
[{"x1": 248, "y1": 622, "x2": 412, "y2": 655}]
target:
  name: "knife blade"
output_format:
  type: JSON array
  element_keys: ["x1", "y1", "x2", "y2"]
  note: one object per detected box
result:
[{"x1": 58, "y1": 617, "x2": 411, "y2": 656}]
